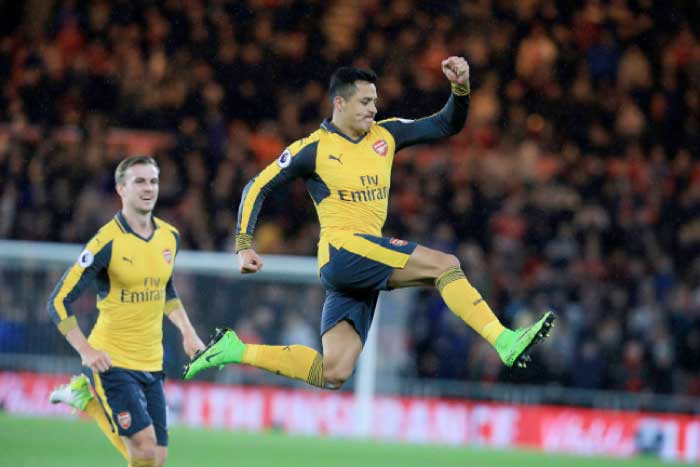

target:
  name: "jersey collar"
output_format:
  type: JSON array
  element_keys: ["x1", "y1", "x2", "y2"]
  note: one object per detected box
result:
[
  {"x1": 115, "y1": 210, "x2": 158, "y2": 242},
  {"x1": 321, "y1": 119, "x2": 367, "y2": 144}
]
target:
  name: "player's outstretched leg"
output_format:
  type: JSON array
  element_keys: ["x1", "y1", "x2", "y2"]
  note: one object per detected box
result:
[
  {"x1": 49, "y1": 374, "x2": 129, "y2": 460},
  {"x1": 183, "y1": 328, "x2": 325, "y2": 388},
  {"x1": 390, "y1": 246, "x2": 556, "y2": 368},
  {"x1": 434, "y1": 266, "x2": 555, "y2": 367}
]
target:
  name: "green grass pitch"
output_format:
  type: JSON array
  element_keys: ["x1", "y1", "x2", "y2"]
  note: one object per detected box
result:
[{"x1": 0, "y1": 413, "x2": 675, "y2": 467}]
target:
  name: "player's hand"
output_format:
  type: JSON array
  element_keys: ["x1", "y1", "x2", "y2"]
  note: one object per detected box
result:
[
  {"x1": 182, "y1": 331, "x2": 205, "y2": 359},
  {"x1": 442, "y1": 56, "x2": 470, "y2": 85},
  {"x1": 79, "y1": 345, "x2": 112, "y2": 373},
  {"x1": 238, "y1": 249, "x2": 263, "y2": 274}
]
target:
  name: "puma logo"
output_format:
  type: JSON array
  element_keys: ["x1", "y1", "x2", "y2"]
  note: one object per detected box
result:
[
  {"x1": 122, "y1": 257, "x2": 133, "y2": 264},
  {"x1": 282, "y1": 346, "x2": 291, "y2": 351},
  {"x1": 328, "y1": 154, "x2": 343, "y2": 165},
  {"x1": 473, "y1": 298, "x2": 484, "y2": 306}
]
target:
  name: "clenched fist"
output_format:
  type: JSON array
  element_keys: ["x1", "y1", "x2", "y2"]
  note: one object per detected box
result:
[
  {"x1": 238, "y1": 249, "x2": 263, "y2": 274},
  {"x1": 442, "y1": 56, "x2": 470, "y2": 85}
]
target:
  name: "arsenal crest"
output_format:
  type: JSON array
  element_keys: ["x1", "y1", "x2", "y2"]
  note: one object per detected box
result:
[
  {"x1": 163, "y1": 249, "x2": 172, "y2": 264},
  {"x1": 389, "y1": 238, "x2": 408, "y2": 247},
  {"x1": 372, "y1": 139, "x2": 388, "y2": 156},
  {"x1": 117, "y1": 411, "x2": 132, "y2": 429}
]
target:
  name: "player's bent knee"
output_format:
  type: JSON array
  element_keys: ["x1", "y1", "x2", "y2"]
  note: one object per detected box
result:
[
  {"x1": 322, "y1": 360, "x2": 354, "y2": 389},
  {"x1": 130, "y1": 448, "x2": 156, "y2": 461},
  {"x1": 323, "y1": 367, "x2": 352, "y2": 389},
  {"x1": 127, "y1": 433, "x2": 158, "y2": 461},
  {"x1": 155, "y1": 446, "x2": 167, "y2": 467},
  {"x1": 321, "y1": 321, "x2": 362, "y2": 389}
]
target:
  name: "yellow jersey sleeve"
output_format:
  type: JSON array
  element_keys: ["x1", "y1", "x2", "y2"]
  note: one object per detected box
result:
[
  {"x1": 47, "y1": 230, "x2": 114, "y2": 335},
  {"x1": 235, "y1": 138, "x2": 318, "y2": 251}
]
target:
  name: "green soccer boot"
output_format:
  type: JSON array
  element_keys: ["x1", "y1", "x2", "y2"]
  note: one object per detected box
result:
[
  {"x1": 183, "y1": 328, "x2": 246, "y2": 380},
  {"x1": 495, "y1": 311, "x2": 556, "y2": 368},
  {"x1": 49, "y1": 374, "x2": 94, "y2": 411}
]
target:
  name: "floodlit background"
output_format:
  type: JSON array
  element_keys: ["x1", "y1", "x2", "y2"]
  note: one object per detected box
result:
[{"x1": 1, "y1": 0, "x2": 699, "y2": 465}]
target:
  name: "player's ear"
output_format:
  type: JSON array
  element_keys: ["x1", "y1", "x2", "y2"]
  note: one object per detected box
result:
[
  {"x1": 115, "y1": 183, "x2": 124, "y2": 197},
  {"x1": 333, "y1": 95, "x2": 345, "y2": 113}
]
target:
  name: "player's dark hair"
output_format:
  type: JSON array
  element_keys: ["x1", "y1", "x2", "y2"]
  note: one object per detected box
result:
[
  {"x1": 114, "y1": 155, "x2": 159, "y2": 185},
  {"x1": 329, "y1": 67, "x2": 377, "y2": 102}
]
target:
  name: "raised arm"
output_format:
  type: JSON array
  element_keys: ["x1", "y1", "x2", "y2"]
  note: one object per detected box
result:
[
  {"x1": 234, "y1": 140, "x2": 317, "y2": 272},
  {"x1": 379, "y1": 56, "x2": 471, "y2": 151}
]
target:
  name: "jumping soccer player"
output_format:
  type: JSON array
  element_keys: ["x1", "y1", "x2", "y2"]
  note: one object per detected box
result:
[
  {"x1": 184, "y1": 57, "x2": 554, "y2": 389},
  {"x1": 48, "y1": 156, "x2": 205, "y2": 467}
]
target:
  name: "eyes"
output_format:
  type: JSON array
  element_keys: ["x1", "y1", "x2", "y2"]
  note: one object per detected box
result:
[{"x1": 134, "y1": 178, "x2": 159, "y2": 185}]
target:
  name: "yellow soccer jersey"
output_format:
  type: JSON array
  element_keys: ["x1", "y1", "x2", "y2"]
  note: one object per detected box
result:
[
  {"x1": 48, "y1": 212, "x2": 182, "y2": 371},
  {"x1": 236, "y1": 91, "x2": 470, "y2": 268}
]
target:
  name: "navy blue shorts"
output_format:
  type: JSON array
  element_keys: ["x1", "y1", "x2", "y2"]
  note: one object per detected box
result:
[
  {"x1": 319, "y1": 234, "x2": 417, "y2": 343},
  {"x1": 85, "y1": 367, "x2": 168, "y2": 446}
]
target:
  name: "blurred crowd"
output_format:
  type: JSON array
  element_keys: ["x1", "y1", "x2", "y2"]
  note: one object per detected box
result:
[{"x1": 1, "y1": 0, "x2": 700, "y2": 397}]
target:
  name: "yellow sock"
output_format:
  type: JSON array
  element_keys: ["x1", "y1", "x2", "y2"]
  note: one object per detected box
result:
[
  {"x1": 84, "y1": 398, "x2": 129, "y2": 460},
  {"x1": 436, "y1": 267, "x2": 506, "y2": 345},
  {"x1": 129, "y1": 459, "x2": 155, "y2": 467},
  {"x1": 242, "y1": 344, "x2": 324, "y2": 387}
]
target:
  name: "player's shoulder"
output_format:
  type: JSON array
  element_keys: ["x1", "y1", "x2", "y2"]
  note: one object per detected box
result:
[
  {"x1": 154, "y1": 216, "x2": 179, "y2": 236},
  {"x1": 376, "y1": 117, "x2": 415, "y2": 129},
  {"x1": 154, "y1": 216, "x2": 181, "y2": 252},
  {"x1": 82, "y1": 217, "x2": 122, "y2": 254},
  {"x1": 287, "y1": 130, "x2": 323, "y2": 156},
  {"x1": 93, "y1": 217, "x2": 124, "y2": 243},
  {"x1": 374, "y1": 118, "x2": 416, "y2": 143}
]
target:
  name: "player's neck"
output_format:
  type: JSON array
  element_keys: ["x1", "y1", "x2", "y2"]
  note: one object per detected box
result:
[
  {"x1": 121, "y1": 207, "x2": 154, "y2": 238},
  {"x1": 330, "y1": 116, "x2": 363, "y2": 139}
]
